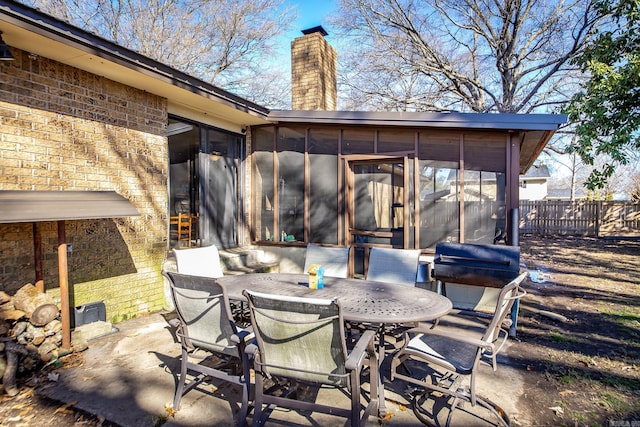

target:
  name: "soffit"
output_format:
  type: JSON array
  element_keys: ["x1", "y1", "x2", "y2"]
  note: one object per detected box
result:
[{"x1": 0, "y1": 3, "x2": 270, "y2": 128}]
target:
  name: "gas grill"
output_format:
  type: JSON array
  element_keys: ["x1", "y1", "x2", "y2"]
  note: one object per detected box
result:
[
  {"x1": 433, "y1": 242, "x2": 522, "y2": 336},
  {"x1": 433, "y1": 242, "x2": 521, "y2": 290}
]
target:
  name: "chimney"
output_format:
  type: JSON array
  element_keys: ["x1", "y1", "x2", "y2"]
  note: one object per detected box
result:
[{"x1": 291, "y1": 26, "x2": 337, "y2": 111}]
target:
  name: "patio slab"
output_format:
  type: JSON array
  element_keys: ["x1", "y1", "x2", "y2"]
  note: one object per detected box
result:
[{"x1": 37, "y1": 312, "x2": 529, "y2": 426}]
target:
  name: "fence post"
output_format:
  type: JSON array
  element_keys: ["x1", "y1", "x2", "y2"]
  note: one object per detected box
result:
[{"x1": 595, "y1": 201, "x2": 601, "y2": 238}]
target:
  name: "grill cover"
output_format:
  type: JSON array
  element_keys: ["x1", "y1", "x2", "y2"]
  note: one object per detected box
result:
[{"x1": 433, "y1": 242, "x2": 520, "y2": 288}]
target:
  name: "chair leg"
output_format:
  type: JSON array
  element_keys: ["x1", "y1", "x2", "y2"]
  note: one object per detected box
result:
[
  {"x1": 474, "y1": 395, "x2": 510, "y2": 427},
  {"x1": 449, "y1": 387, "x2": 511, "y2": 427},
  {"x1": 445, "y1": 395, "x2": 459, "y2": 427},
  {"x1": 173, "y1": 349, "x2": 189, "y2": 410},
  {"x1": 350, "y1": 369, "x2": 360, "y2": 427},
  {"x1": 237, "y1": 358, "x2": 251, "y2": 425},
  {"x1": 252, "y1": 372, "x2": 264, "y2": 427}
]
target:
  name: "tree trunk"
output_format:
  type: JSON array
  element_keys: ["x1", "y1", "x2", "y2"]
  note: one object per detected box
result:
[{"x1": 13, "y1": 284, "x2": 59, "y2": 326}]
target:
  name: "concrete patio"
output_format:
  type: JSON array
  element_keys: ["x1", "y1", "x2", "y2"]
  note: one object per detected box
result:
[{"x1": 37, "y1": 311, "x2": 529, "y2": 426}]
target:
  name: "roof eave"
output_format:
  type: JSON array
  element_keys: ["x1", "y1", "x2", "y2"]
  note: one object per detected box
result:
[
  {"x1": 268, "y1": 110, "x2": 568, "y2": 131},
  {"x1": 0, "y1": 0, "x2": 270, "y2": 124}
]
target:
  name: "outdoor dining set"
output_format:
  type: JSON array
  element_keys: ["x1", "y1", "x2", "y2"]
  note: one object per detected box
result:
[{"x1": 163, "y1": 243, "x2": 527, "y2": 427}]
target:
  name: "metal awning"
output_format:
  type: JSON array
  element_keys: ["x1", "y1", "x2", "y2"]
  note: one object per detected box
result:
[
  {"x1": 0, "y1": 190, "x2": 140, "y2": 223},
  {"x1": 0, "y1": 190, "x2": 139, "y2": 350}
]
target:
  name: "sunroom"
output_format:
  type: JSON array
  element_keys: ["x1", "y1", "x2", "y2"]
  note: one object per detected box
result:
[{"x1": 247, "y1": 110, "x2": 565, "y2": 276}]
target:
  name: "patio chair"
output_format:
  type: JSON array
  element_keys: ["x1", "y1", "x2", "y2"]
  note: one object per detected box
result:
[
  {"x1": 173, "y1": 245, "x2": 224, "y2": 278},
  {"x1": 362, "y1": 248, "x2": 423, "y2": 342},
  {"x1": 172, "y1": 245, "x2": 250, "y2": 323},
  {"x1": 303, "y1": 243, "x2": 350, "y2": 278},
  {"x1": 164, "y1": 272, "x2": 252, "y2": 424},
  {"x1": 431, "y1": 274, "x2": 528, "y2": 371},
  {"x1": 244, "y1": 290, "x2": 379, "y2": 427},
  {"x1": 390, "y1": 272, "x2": 528, "y2": 427},
  {"x1": 366, "y1": 247, "x2": 421, "y2": 286}
]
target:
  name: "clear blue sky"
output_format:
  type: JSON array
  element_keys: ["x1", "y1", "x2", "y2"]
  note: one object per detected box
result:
[
  {"x1": 273, "y1": 0, "x2": 339, "y2": 80},
  {"x1": 287, "y1": 0, "x2": 338, "y2": 36}
]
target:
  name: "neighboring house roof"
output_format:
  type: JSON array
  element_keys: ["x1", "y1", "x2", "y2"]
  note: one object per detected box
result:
[
  {"x1": 420, "y1": 189, "x2": 450, "y2": 201},
  {"x1": 0, "y1": 0, "x2": 270, "y2": 131},
  {"x1": 547, "y1": 188, "x2": 571, "y2": 199},
  {"x1": 522, "y1": 164, "x2": 551, "y2": 179},
  {"x1": 546, "y1": 187, "x2": 587, "y2": 200}
]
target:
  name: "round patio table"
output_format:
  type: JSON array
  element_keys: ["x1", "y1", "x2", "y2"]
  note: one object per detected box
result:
[
  {"x1": 218, "y1": 273, "x2": 452, "y2": 324},
  {"x1": 217, "y1": 273, "x2": 453, "y2": 418}
]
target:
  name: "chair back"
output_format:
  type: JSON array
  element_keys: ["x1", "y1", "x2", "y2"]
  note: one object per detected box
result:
[
  {"x1": 166, "y1": 272, "x2": 238, "y2": 356},
  {"x1": 483, "y1": 272, "x2": 528, "y2": 344},
  {"x1": 244, "y1": 290, "x2": 350, "y2": 387},
  {"x1": 173, "y1": 245, "x2": 224, "y2": 278},
  {"x1": 303, "y1": 244, "x2": 350, "y2": 278},
  {"x1": 367, "y1": 247, "x2": 421, "y2": 286}
]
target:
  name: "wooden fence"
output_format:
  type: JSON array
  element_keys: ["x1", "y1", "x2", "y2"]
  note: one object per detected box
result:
[{"x1": 519, "y1": 201, "x2": 640, "y2": 237}]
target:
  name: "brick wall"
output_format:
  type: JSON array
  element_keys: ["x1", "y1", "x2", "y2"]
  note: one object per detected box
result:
[
  {"x1": 0, "y1": 49, "x2": 169, "y2": 322},
  {"x1": 291, "y1": 31, "x2": 337, "y2": 111}
]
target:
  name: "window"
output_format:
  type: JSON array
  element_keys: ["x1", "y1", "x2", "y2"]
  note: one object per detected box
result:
[
  {"x1": 463, "y1": 132, "x2": 507, "y2": 244},
  {"x1": 309, "y1": 128, "x2": 340, "y2": 244},
  {"x1": 251, "y1": 125, "x2": 510, "y2": 249},
  {"x1": 168, "y1": 116, "x2": 244, "y2": 248},
  {"x1": 418, "y1": 132, "x2": 460, "y2": 247},
  {"x1": 378, "y1": 130, "x2": 415, "y2": 153},
  {"x1": 277, "y1": 127, "x2": 305, "y2": 241},
  {"x1": 253, "y1": 127, "x2": 275, "y2": 241},
  {"x1": 342, "y1": 129, "x2": 374, "y2": 154}
]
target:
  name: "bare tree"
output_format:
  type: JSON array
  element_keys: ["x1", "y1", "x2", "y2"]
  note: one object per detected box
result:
[
  {"x1": 631, "y1": 173, "x2": 640, "y2": 202},
  {"x1": 332, "y1": 0, "x2": 605, "y2": 113},
  {"x1": 26, "y1": 0, "x2": 295, "y2": 107},
  {"x1": 545, "y1": 134, "x2": 640, "y2": 200}
]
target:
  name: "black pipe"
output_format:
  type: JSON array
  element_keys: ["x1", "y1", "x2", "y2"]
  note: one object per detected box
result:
[{"x1": 510, "y1": 207, "x2": 519, "y2": 246}]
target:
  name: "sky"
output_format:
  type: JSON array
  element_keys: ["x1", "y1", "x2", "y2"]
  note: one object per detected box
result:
[
  {"x1": 269, "y1": 0, "x2": 340, "y2": 92},
  {"x1": 286, "y1": 0, "x2": 338, "y2": 38}
]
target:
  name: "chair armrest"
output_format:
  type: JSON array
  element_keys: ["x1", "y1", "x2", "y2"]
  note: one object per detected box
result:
[
  {"x1": 406, "y1": 326, "x2": 495, "y2": 352},
  {"x1": 245, "y1": 343, "x2": 258, "y2": 356},
  {"x1": 345, "y1": 329, "x2": 376, "y2": 371}
]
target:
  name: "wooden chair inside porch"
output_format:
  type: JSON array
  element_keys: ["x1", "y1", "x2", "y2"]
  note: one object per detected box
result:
[{"x1": 170, "y1": 213, "x2": 192, "y2": 247}]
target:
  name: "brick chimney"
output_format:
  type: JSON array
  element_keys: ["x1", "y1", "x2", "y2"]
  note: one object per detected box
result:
[{"x1": 291, "y1": 26, "x2": 337, "y2": 111}]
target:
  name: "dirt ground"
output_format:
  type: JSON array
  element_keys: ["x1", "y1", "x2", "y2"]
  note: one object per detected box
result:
[
  {"x1": 0, "y1": 350, "x2": 120, "y2": 426},
  {"x1": 1, "y1": 235, "x2": 639, "y2": 426},
  {"x1": 513, "y1": 236, "x2": 640, "y2": 426}
]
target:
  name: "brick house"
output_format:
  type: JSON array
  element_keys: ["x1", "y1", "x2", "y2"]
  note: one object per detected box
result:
[{"x1": 0, "y1": 1, "x2": 565, "y2": 326}]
